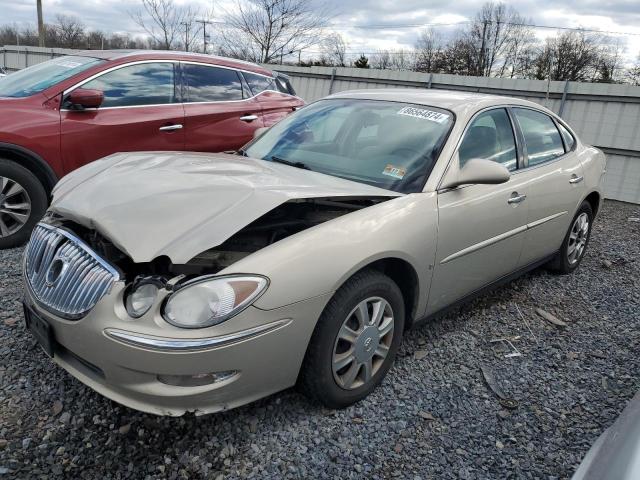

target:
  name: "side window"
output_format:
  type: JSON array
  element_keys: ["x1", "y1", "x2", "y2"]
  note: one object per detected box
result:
[
  {"x1": 513, "y1": 108, "x2": 565, "y2": 166},
  {"x1": 243, "y1": 72, "x2": 276, "y2": 96},
  {"x1": 183, "y1": 64, "x2": 243, "y2": 102},
  {"x1": 82, "y1": 62, "x2": 176, "y2": 108},
  {"x1": 458, "y1": 108, "x2": 518, "y2": 171},
  {"x1": 557, "y1": 122, "x2": 575, "y2": 152}
]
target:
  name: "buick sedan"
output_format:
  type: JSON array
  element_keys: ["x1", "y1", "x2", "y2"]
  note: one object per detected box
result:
[{"x1": 22, "y1": 89, "x2": 605, "y2": 415}]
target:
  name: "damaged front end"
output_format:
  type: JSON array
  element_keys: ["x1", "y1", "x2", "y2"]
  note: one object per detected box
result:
[
  {"x1": 46, "y1": 196, "x2": 388, "y2": 279},
  {"x1": 40, "y1": 196, "x2": 390, "y2": 320}
]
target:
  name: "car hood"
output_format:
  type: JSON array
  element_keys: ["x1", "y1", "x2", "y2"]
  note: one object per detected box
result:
[{"x1": 50, "y1": 151, "x2": 401, "y2": 263}]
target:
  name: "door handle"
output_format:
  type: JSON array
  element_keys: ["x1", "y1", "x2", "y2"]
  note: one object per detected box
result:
[
  {"x1": 508, "y1": 192, "x2": 527, "y2": 205},
  {"x1": 159, "y1": 124, "x2": 183, "y2": 132},
  {"x1": 240, "y1": 114, "x2": 259, "y2": 122},
  {"x1": 569, "y1": 175, "x2": 584, "y2": 184}
]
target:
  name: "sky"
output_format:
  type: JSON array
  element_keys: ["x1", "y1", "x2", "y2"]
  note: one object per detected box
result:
[{"x1": 2, "y1": 0, "x2": 640, "y2": 65}]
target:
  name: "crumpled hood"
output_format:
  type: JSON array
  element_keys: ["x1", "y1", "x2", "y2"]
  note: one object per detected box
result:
[{"x1": 51, "y1": 151, "x2": 401, "y2": 263}]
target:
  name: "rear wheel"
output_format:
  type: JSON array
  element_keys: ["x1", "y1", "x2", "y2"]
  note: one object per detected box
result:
[
  {"x1": 548, "y1": 201, "x2": 593, "y2": 274},
  {"x1": 299, "y1": 269, "x2": 405, "y2": 409},
  {"x1": 0, "y1": 159, "x2": 47, "y2": 249}
]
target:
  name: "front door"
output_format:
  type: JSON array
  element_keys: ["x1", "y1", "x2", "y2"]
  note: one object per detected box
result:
[
  {"x1": 61, "y1": 61, "x2": 185, "y2": 172},
  {"x1": 428, "y1": 107, "x2": 528, "y2": 315}
]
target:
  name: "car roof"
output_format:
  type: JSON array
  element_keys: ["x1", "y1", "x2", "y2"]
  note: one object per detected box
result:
[
  {"x1": 327, "y1": 88, "x2": 552, "y2": 116},
  {"x1": 70, "y1": 50, "x2": 273, "y2": 76}
]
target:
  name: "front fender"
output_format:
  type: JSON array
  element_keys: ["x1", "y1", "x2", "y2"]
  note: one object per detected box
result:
[{"x1": 221, "y1": 193, "x2": 439, "y2": 314}]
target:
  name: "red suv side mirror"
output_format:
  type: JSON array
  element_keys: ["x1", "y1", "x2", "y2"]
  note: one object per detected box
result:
[{"x1": 67, "y1": 88, "x2": 104, "y2": 110}]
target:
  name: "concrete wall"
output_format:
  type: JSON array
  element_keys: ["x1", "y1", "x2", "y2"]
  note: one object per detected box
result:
[{"x1": 2, "y1": 45, "x2": 639, "y2": 204}]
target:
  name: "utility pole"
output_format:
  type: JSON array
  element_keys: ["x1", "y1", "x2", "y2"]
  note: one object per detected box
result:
[
  {"x1": 181, "y1": 22, "x2": 190, "y2": 52},
  {"x1": 479, "y1": 19, "x2": 488, "y2": 76},
  {"x1": 37, "y1": 0, "x2": 45, "y2": 47},
  {"x1": 195, "y1": 19, "x2": 212, "y2": 54}
]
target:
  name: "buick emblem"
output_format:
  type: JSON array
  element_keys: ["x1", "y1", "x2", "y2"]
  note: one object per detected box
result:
[{"x1": 45, "y1": 257, "x2": 67, "y2": 287}]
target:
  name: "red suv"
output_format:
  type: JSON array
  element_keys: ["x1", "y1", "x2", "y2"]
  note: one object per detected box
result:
[{"x1": 0, "y1": 51, "x2": 303, "y2": 247}]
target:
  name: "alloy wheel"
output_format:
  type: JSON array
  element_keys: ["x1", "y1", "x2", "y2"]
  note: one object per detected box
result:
[
  {"x1": 567, "y1": 212, "x2": 589, "y2": 265},
  {"x1": 0, "y1": 176, "x2": 31, "y2": 238},
  {"x1": 332, "y1": 296, "x2": 394, "y2": 390}
]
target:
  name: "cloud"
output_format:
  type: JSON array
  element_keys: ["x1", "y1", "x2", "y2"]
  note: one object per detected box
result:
[{"x1": 3, "y1": 0, "x2": 639, "y2": 62}]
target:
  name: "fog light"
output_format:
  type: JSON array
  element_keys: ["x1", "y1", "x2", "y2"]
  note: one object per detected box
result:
[
  {"x1": 125, "y1": 278, "x2": 163, "y2": 318},
  {"x1": 157, "y1": 370, "x2": 239, "y2": 387}
]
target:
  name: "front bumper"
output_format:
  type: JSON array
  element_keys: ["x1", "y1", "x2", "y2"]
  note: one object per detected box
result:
[{"x1": 23, "y1": 283, "x2": 330, "y2": 416}]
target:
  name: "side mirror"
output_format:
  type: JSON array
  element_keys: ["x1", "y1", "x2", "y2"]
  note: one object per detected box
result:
[
  {"x1": 253, "y1": 127, "x2": 269, "y2": 140},
  {"x1": 440, "y1": 158, "x2": 510, "y2": 189},
  {"x1": 67, "y1": 88, "x2": 104, "y2": 110}
]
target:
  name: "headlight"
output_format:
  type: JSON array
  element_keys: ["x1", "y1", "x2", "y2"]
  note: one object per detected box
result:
[
  {"x1": 162, "y1": 275, "x2": 268, "y2": 328},
  {"x1": 125, "y1": 279, "x2": 162, "y2": 318}
]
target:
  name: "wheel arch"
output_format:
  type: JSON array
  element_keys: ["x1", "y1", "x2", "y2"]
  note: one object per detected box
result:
[
  {"x1": 0, "y1": 143, "x2": 58, "y2": 197},
  {"x1": 583, "y1": 190, "x2": 601, "y2": 217},
  {"x1": 342, "y1": 257, "x2": 421, "y2": 331}
]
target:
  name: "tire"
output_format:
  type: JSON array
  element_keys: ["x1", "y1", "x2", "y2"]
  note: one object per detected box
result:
[
  {"x1": 547, "y1": 201, "x2": 593, "y2": 274},
  {"x1": 299, "y1": 269, "x2": 405, "y2": 409},
  {"x1": 0, "y1": 159, "x2": 48, "y2": 249}
]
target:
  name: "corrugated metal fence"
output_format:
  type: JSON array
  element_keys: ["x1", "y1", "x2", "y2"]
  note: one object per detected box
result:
[{"x1": 2, "y1": 45, "x2": 639, "y2": 204}]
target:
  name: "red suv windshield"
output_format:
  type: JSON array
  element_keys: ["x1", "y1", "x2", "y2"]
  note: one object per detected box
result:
[{"x1": 0, "y1": 55, "x2": 104, "y2": 98}]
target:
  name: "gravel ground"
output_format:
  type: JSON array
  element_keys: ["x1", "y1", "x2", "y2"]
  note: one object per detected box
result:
[{"x1": 1, "y1": 200, "x2": 639, "y2": 479}]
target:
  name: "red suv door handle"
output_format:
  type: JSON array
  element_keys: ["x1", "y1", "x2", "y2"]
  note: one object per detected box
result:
[
  {"x1": 239, "y1": 114, "x2": 258, "y2": 122},
  {"x1": 159, "y1": 124, "x2": 183, "y2": 132}
]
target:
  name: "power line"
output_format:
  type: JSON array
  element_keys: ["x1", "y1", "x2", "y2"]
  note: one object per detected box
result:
[
  {"x1": 326, "y1": 20, "x2": 640, "y2": 37},
  {"x1": 198, "y1": 18, "x2": 640, "y2": 38}
]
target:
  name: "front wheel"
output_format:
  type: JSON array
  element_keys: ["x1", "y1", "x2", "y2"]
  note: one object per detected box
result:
[
  {"x1": 548, "y1": 201, "x2": 593, "y2": 274},
  {"x1": 299, "y1": 269, "x2": 405, "y2": 409},
  {"x1": 0, "y1": 159, "x2": 48, "y2": 249}
]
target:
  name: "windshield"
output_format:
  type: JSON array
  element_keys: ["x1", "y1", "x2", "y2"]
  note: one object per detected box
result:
[
  {"x1": 0, "y1": 56, "x2": 104, "y2": 98},
  {"x1": 244, "y1": 98, "x2": 454, "y2": 193}
]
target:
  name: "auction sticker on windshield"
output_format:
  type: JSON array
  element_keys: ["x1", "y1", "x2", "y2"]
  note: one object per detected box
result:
[
  {"x1": 382, "y1": 164, "x2": 406, "y2": 180},
  {"x1": 397, "y1": 106, "x2": 450, "y2": 124}
]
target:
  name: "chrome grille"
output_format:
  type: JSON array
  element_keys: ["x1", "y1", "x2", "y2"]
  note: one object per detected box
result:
[{"x1": 24, "y1": 223, "x2": 120, "y2": 319}]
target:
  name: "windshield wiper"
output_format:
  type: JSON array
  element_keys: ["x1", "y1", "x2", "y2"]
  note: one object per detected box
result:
[
  {"x1": 237, "y1": 148, "x2": 248, "y2": 157},
  {"x1": 270, "y1": 156, "x2": 311, "y2": 170}
]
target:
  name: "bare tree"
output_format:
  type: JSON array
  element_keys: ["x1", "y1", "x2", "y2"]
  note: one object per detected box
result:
[
  {"x1": 438, "y1": 36, "x2": 476, "y2": 75},
  {"x1": 467, "y1": 2, "x2": 534, "y2": 76},
  {"x1": 54, "y1": 15, "x2": 86, "y2": 48},
  {"x1": 415, "y1": 27, "x2": 442, "y2": 72},
  {"x1": 371, "y1": 50, "x2": 392, "y2": 69},
  {"x1": 390, "y1": 49, "x2": 415, "y2": 70},
  {"x1": 0, "y1": 25, "x2": 20, "y2": 46},
  {"x1": 322, "y1": 33, "x2": 348, "y2": 66},
  {"x1": 626, "y1": 54, "x2": 640, "y2": 85},
  {"x1": 594, "y1": 37, "x2": 625, "y2": 83},
  {"x1": 218, "y1": 0, "x2": 328, "y2": 63},
  {"x1": 130, "y1": 0, "x2": 203, "y2": 50},
  {"x1": 537, "y1": 30, "x2": 602, "y2": 81}
]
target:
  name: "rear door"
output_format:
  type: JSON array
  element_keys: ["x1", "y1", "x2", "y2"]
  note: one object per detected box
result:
[
  {"x1": 510, "y1": 107, "x2": 585, "y2": 266},
  {"x1": 60, "y1": 61, "x2": 185, "y2": 172},
  {"x1": 243, "y1": 71, "x2": 303, "y2": 127},
  {"x1": 182, "y1": 63, "x2": 263, "y2": 152}
]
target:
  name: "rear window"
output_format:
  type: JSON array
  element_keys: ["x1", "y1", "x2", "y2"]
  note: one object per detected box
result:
[
  {"x1": 183, "y1": 64, "x2": 243, "y2": 102},
  {"x1": 243, "y1": 72, "x2": 276, "y2": 96},
  {"x1": 513, "y1": 108, "x2": 565, "y2": 166},
  {"x1": 274, "y1": 75, "x2": 295, "y2": 95},
  {"x1": 557, "y1": 122, "x2": 575, "y2": 151},
  {"x1": 0, "y1": 55, "x2": 104, "y2": 98}
]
